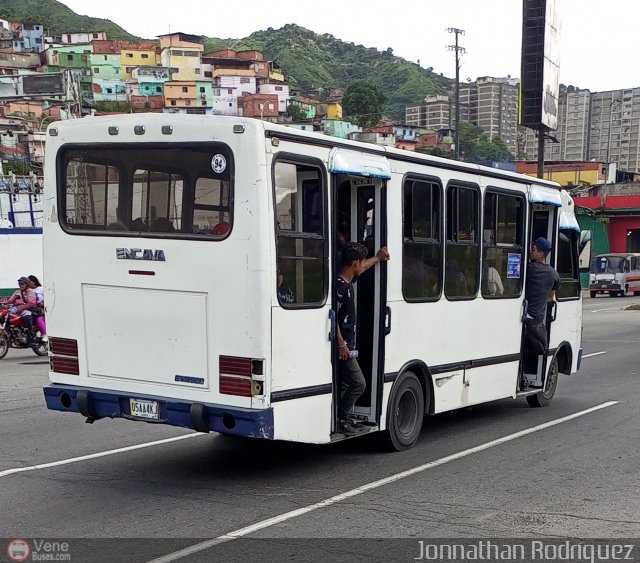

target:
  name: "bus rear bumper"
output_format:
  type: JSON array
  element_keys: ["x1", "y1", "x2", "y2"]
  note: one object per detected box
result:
[{"x1": 43, "y1": 384, "x2": 274, "y2": 439}]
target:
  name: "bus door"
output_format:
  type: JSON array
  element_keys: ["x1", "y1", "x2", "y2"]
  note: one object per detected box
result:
[
  {"x1": 522, "y1": 187, "x2": 560, "y2": 387},
  {"x1": 333, "y1": 174, "x2": 388, "y2": 427},
  {"x1": 329, "y1": 149, "x2": 390, "y2": 430}
]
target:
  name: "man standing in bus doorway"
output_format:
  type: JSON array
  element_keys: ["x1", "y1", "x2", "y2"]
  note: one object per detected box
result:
[
  {"x1": 523, "y1": 237, "x2": 560, "y2": 383},
  {"x1": 336, "y1": 241, "x2": 390, "y2": 435}
]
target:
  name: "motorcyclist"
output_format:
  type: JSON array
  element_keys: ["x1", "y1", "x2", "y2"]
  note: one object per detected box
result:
[
  {"x1": 4, "y1": 277, "x2": 37, "y2": 344},
  {"x1": 28, "y1": 275, "x2": 46, "y2": 339}
]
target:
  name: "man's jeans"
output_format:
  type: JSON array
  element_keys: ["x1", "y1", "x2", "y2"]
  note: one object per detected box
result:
[
  {"x1": 524, "y1": 318, "x2": 548, "y2": 356},
  {"x1": 338, "y1": 357, "x2": 366, "y2": 419}
]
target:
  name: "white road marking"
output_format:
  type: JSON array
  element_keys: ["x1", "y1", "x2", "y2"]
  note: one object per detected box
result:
[
  {"x1": 0, "y1": 433, "x2": 203, "y2": 478},
  {"x1": 590, "y1": 307, "x2": 623, "y2": 313},
  {"x1": 582, "y1": 351, "x2": 607, "y2": 359},
  {"x1": 146, "y1": 401, "x2": 619, "y2": 563}
]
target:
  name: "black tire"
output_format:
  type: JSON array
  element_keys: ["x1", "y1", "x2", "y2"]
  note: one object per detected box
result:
[
  {"x1": 527, "y1": 355, "x2": 559, "y2": 408},
  {"x1": 0, "y1": 333, "x2": 8, "y2": 360},
  {"x1": 609, "y1": 291, "x2": 617, "y2": 297},
  {"x1": 32, "y1": 340, "x2": 48, "y2": 357},
  {"x1": 590, "y1": 291, "x2": 597, "y2": 298},
  {"x1": 634, "y1": 291, "x2": 640, "y2": 296},
  {"x1": 619, "y1": 289, "x2": 626, "y2": 297},
  {"x1": 383, "y1": 371, "x2": 425, "y2": 451}
]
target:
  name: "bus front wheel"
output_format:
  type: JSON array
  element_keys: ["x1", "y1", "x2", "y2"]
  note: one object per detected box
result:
[
  {"x1": 590, "y1": 291, "x2": 597, "y2": 298},
  {"x1": 527, "y1": 356, "x2": 559, "y2": 408},
  {"x1": 383, "y1": 371, "x2": 424, "y2": 451}
]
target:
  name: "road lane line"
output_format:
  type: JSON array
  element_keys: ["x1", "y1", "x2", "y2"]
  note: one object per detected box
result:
[
  {"x1": 590, "y1": 307, "x2": 623, "y2": 313},
  {"x1": 582, "y1": 351, "x2": 607, "y2": 359},
  {"x1": 0, "y1": 433, "x2": 203, "y2": 478},
  {"x1": 147, "y1": 401, "x2": 619, "y2": 563}
]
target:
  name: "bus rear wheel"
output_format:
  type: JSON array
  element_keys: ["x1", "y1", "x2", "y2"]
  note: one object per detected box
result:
[
  {"x1": 527, "y1": 356, "x2": 558, "y2": 408},
  {"x1": 383, "y1": 371, "x2": 424, "y2": 451}
]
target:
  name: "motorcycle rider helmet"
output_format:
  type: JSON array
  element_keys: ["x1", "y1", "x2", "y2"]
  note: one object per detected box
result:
[{"x1": 17, "y1": 277, "x2": 29, "y2": 285}]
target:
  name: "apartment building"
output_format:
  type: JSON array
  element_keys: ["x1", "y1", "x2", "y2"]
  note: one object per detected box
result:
[
  {"x1": 589, "y1": 89, "x2": 640, "y2": 173},
  {"x1": 523, "y1": 87, "x2": 591, "y2": 162},
  {"x1": 474, "y1": 76, "x2": 519, "y2": 155},
  {"x1": 405, "y1": 95, "x2": 451, "y2": 129},
  {"x1": 406, "y1": 77, "x2": 517, "y2": 154},
  {"x1": 522, "y1": 87, "x2": 640, "y2": 173}
]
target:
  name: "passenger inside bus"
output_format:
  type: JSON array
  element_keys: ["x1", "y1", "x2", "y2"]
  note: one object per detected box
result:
[
  {"x1": 277, "y1": 267, "x2": 295, "y2": 304},
  {"x1": 483, "y1": 259, "x2": 504, "y2": 296},
  {"x1": 211, "y1": 222, "x2": 230, "y2": 236},
  {"x1": 149, "y1": 217, "x2": 175, "y2": 233}
]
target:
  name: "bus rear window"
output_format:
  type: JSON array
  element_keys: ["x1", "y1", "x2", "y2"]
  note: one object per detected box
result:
[{"x1": 60, "y1": 145, "x2": 233, "y2": 238}]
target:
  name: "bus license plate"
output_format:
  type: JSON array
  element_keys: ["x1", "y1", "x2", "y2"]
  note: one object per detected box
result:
[{"x1": 129, "y1": 398, "x2": 159, "y2": 420}]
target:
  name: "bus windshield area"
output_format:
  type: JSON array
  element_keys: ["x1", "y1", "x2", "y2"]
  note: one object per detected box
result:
[
  {"x1": 590, "y1": 256, "x2": 626, "y2": 274},
  {"x1": 60, "y1": 145, "x2": 233, "y2": 238}
]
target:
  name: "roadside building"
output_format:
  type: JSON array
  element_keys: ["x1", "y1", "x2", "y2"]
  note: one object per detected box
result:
[
  {"x1": 158, "y1": 33, "x2": 204, "y2": 82},
  {"x1": 238, "y1": 93, "x2": 279, "y2": 119},
  {"x1": 121, "y1": 42, "x2": 158, "y2": 80},
  {"x1": 0, "y1": 51, "x2": 40, "y2": 75}
]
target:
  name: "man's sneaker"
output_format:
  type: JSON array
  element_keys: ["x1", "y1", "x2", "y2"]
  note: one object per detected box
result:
[
  {"x1": 338, "y1": 419, "x2": 359, "y2": 435},
  {"x1": 347, "y1": 416, "x2": 368, "y2": 428}
]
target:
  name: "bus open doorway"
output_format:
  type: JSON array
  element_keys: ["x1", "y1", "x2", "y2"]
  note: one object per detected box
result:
[{"x1": 332, "y1": 176, "x2": 387, "y2": 435}]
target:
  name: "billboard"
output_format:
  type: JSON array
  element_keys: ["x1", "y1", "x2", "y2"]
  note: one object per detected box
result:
[
  {"x1": 22, "y1": 73, "x2": 65, "y2": 96},
  {"x1": 520, "y1": 0, "x2": 561, "y2": 130}
]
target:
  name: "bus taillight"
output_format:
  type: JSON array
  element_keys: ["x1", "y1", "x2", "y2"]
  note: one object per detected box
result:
[
  {"x1": 49, "y1": 337, "x2": 80, "y2": 375},
  {"x1": 219, "y1": 356, "x2": 264, "y2": 397},
  {"x1": 50, "y1": 356, "x2": 80, "y2": 376},
  {"x1": 49, "y1": 337, "x2": 79, "y2": 357}
]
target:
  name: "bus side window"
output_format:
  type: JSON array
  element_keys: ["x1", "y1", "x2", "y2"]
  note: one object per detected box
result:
[
  {"x1": 402, "y1": 177, "x2": 442, "y2": 301},
  {"x1": 274, "y1": 160, "x2": 326, "y2": 307},
  {"x1": 445, "y1": 184, "x2": 479, "y2": 299},
  {"x1": 481, "y1": 190, "x2": 525, "y2": 298}
]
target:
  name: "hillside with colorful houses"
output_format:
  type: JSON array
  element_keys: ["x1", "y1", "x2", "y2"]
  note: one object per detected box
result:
[
  {"x1": 0, "y1": 19, "x2": 454, "y2": 165},
  {"x1": 1, "y1": 17, "x2": 640, "y2": 285}
]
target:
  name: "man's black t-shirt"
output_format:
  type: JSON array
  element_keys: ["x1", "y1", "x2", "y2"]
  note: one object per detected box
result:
[
  {"x1": 525, "y1": 261, "x2": 560, "y2": 322},
  {"x1": 336, "y1": 276, "x2": 356, "y2": 350}
]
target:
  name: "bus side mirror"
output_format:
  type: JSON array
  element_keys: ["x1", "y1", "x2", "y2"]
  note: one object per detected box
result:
[{"x1": 578, "y1": 230, "x2": 592, "y2": 273}]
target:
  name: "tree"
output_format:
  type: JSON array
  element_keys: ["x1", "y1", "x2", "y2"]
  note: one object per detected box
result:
[
  {"x1": 342, "y1": 81, "x2": 386, "y2": 128},
  {"x1": 287, "y1": 103, "x2": 307, "y2": 122},
  {"x1": 458, "y1": 121, "x2": 513, "y2": 163}
]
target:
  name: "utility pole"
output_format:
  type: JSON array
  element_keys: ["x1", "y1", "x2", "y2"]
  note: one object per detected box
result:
[{"x1": 447, "y1": 27, "x2": 465, "y2": 160}]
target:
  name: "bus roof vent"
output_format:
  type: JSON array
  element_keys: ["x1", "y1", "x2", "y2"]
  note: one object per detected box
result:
[
  {"x1": 161, "y1": 125, "x2": 173, "y2": 135},
  {"x1": 134, "y1": 125, "x2": 145, "y2": 135},
  {"x1": 108, "y1": 126, "x2": 119, "y2": 136}
]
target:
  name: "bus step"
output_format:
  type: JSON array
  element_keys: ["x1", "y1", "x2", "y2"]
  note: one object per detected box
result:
[
  {"x1": 516, "y1": 389, "x2": 541, "y2": 398},
  {"x1": 330, "y1": 425, "x2": 378, "y2": 442}
]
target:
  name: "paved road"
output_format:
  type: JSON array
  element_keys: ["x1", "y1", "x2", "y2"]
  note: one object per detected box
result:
[{"x1": 1, "y1": 295, "x2": 639, "y2": 562}]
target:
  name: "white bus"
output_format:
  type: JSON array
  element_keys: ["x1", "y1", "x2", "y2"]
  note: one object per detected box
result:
[
  {"x1": 42, "y1": 115, "x2": 583, "y2": 450},
  {"x1": 589, "y1": 252, "x2": 640, "y2": 298}
]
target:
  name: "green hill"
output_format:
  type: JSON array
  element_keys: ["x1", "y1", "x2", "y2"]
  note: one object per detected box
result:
[
  {"x1": 0, "y1": 0, "x2": 139, "y2": 41},
  {"x1": 0, "y1": 0, "x2": 451, "y2": 119},
  {"x1": 203, "y1": 25, "x2": 451, "y2": 119}
]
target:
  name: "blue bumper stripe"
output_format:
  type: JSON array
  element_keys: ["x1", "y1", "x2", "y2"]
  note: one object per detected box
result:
[{"x1": 43, "y1": 384, "x2": 274, "y2": 439}]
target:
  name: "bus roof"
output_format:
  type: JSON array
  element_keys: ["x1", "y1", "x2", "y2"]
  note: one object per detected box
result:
[{"x1": 50, "y1": 113, "x2": 562, "y2": 190}]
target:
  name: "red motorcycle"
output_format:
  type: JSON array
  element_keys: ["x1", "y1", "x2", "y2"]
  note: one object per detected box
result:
[{"x1": 0, "y1": 306, "x2": 48, "y2": 359}]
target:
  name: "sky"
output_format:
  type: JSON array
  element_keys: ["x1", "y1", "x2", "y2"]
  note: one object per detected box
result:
[{"x1": 57, "y1": 0, "x2": 635, "y2": 93}]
